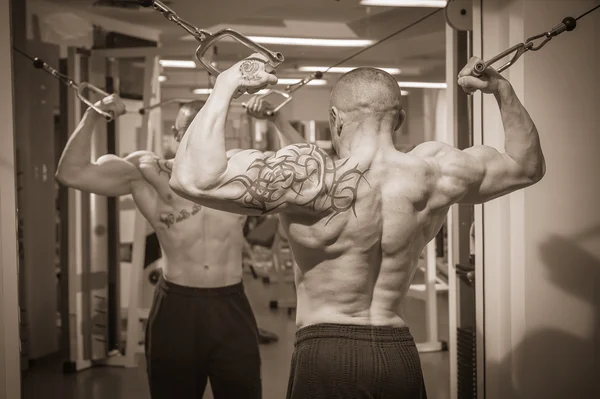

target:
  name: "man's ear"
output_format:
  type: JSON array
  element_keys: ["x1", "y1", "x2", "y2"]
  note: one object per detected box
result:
[
  {"x1": 330, "y1": 106, "x2": 342, "y2": 135},
  {"x1": 395, "y1": 109, "x2": 406, "y2": 131}
]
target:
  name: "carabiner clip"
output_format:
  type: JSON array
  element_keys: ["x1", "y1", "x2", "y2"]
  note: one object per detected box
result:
[
  {"x1": 77, "y1": 82, "x2": 114, "y2": 121},
  {"x1": 140, "y1": 0, "x2": 207, "y2": 41},
  {"x1": 194, "y1": 29, "x2": 284, "y2": 77},
  {"x1": 473, "y1": 16, "x2": 577, "y2": 76}
]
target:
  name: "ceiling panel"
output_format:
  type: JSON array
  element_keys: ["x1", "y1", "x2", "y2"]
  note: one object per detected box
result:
[{"x1": 38, "y1": 0, "x2": 447, "y2": 82}]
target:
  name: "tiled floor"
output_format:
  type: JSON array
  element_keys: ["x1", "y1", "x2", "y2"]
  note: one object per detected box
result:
[{"x1": 22, "y1": 269, "x2": 450, "y2": 399}]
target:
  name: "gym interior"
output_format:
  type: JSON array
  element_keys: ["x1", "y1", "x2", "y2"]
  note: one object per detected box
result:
[{"x1": 1, "y1": 0, "x2": 599, "y2": 398}]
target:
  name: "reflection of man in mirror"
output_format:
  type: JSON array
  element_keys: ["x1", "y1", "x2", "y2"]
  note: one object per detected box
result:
[{"x1": 55, "y1": 96, "x2": 303, "y2": 399}]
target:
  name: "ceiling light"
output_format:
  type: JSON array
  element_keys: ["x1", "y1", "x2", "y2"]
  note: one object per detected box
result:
[
  {"x1": 192, "y1": 88, "x2": 212, "y2": 95},
  {"x1": 298, "y1": 66, "x2": 402, "y2": 74},
  {"x1": 159, "y1": 59, "x2": 196, "y2": 68},
  {"x1": 398, "y1": 81, "x2": 447, "y2": 89},
  {"x1": 360, "y1": 0, "x2": 447, "y2": 7},
  {"x1": 158, "y1": 75, "x2": 167, "y2": 83},
  {"x1": 247, "y1": 36, "x2": 374, "y2": 47},
  {"x1": 277, "y1": 78, "x2": 328, "y2": 86}
]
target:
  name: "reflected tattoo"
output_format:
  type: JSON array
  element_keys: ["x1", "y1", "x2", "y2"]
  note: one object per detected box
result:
[
  {"x1": 221, "y1": 144, "x2": 369, "y2": 222},
  {"x1": 159, "y1": 204, "x2": 201, "y2": 228}
]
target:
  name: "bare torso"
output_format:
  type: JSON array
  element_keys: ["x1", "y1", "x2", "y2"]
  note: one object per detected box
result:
[
  {"x1": 131, "y1": 154, "x2": 246, "y2": 288},
  {"x1": 281, "y1": 143, "x2": 455, "y2": 328}
]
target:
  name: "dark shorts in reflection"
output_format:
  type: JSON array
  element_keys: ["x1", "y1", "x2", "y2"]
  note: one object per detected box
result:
[{"x1": 145, "y1": 277, "x2": 261, "y2": 399}]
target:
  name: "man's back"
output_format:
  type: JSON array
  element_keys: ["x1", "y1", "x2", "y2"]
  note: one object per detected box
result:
[
  {"x1": 169, "y1": 55, "x2": 547, "y2": 399},
  {"x1": 281, "y1": 143, "x2": 452, "y2": 328}
]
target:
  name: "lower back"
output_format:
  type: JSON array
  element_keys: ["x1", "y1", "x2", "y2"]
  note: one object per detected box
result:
[{"x1": 294, "y1": 251, "x2": 419, "y2": 328}]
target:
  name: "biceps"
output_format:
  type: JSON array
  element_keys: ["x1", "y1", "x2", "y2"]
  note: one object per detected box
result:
[{"x1": 71, "y1": 157, "x2": 140, "y2": 196}]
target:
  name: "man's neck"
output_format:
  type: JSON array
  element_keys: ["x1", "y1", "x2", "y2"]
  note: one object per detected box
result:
[{"x1": 336, "y1": 121, "x2": 396, "y2": 159}]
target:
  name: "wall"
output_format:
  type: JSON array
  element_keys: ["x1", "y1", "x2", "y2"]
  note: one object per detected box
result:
[
  {"x1": 0, "y1": 0, "x2": 22, "y2": 396},
  {"x1": 480, "y1": 1, "x2": 600, "y2": 398}
]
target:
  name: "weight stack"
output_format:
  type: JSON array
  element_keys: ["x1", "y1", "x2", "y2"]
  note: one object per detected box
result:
[{"x1": 457, "y1": 326, "x2": 477, "y2": 399}]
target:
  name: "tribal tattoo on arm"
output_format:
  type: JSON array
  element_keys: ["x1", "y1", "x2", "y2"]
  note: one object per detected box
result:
[{"x1": 220, "y1": 144, "x2": 369, "y2": 223}]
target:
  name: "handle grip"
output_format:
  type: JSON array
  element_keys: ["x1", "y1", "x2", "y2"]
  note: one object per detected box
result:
[
  {"x1": 77, "y1": 82, "x2": 115, "y2": 121},
  {"x1": 194, "y1": 29, "x2": 284, "y2": 77},
  {"x1": 242, "y1": 90, "x2": 292, "y2": 117},
  {"x1": 473, "y1": 43, "x2": 529, "y2": 77}
]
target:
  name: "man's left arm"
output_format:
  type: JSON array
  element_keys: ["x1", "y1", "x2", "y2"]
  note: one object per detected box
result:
[
  {"x1": 170, "y1": 54, "x2": 362, "y2": 218},
  {"x1": 170, "y1": 54, "x2": 276, "y2": 193}
]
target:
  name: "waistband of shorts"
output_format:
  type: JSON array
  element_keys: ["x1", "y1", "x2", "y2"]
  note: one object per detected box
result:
[
  {"x1": 294, "y1": 323, "x2": 414, "y2": 346},
  {"x1": 157, "y1": 276, "x2": 244, "y2": 297}
]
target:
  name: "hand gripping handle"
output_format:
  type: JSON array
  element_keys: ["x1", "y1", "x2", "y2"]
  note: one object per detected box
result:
[
  {"x1": 472, "y1": 43, "x2": 531, "y2": 77},
  {"x1": 77, "y1": 82, "x2": 114, "y2": 121},
  {"x1": 194, "y1": 29, "x2": 284, "y2": 77},
  {"x1": 242, "y1": 90, "x2": 292, "y2": 118}
]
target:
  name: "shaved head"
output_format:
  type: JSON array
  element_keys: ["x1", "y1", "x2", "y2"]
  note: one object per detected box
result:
[
  {"x1": 174, "y1": 100, "x2": 205, "y2": 142},
  {"x1": 178, "y1": 100, "x2": 206, "y2": 122},
  {"x1": 330, "y1": 67, "x2": 402, "y2": 115},
  {"x1": 328, "y1": 68, "x2": 404, "y2": 153}
]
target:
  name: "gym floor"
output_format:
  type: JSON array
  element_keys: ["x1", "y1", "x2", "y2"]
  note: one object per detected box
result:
[{"x1": 22, "y1": 269, "x2": 449, "y2": 399}]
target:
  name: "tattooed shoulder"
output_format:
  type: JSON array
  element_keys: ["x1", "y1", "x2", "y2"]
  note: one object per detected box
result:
[{"x1": 221, "y1": 144, "x2": 370, "y2": 222}]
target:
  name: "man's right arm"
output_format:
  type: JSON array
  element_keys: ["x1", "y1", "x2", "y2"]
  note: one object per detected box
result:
[
  {"x1": 55, "y1": 96, "x2": 144, "y2": 197},
  {"x1": 271, "y1": 113, "x2": 306, "y2": 147},
  {"x1": 245, "y1": 96, "x2": 307, "y2": 147},
  {"x1": 423, "y1": 57, "x2": 545, "y2": 206}
]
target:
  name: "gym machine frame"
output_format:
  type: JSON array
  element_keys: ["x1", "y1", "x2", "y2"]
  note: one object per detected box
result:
[
  {"x1": 445, "y1": 1, "x2": 482, "y2": 399},
  {"x1": 63, "y1": 47, "x2": 162, "y2": 370}
]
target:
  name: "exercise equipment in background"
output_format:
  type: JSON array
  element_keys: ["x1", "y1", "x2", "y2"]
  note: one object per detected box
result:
[
  {"x1": 244, "y1": 7, "x2": 443, "y2": 117},
  {"x1": 474, "y1": 4, "x2": 600, "y2": 75},
  {"x1": 139, "y1": 0, "x2": 284, "y2": 76},
  {"x1": 13, "y1": 47, "x2": 116, "y2": 120}
]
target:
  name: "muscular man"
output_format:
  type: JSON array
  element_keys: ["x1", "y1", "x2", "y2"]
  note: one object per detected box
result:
[
  {"x1": 169, "y1": 55, "x2": 545, "y2": 399},
  {"x1": 55, "y1": 97, "x2": 303, "y2": 399}
]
